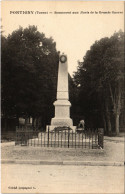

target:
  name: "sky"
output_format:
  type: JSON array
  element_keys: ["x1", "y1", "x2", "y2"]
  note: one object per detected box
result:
[{"x1": 1, "y1": 1, "x2": 124, "y2": 76}]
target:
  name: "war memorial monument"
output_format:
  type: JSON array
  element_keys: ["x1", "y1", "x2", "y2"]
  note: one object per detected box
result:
[{"x1": 48, "y1": 54, "x2": 76, "y2": 132}]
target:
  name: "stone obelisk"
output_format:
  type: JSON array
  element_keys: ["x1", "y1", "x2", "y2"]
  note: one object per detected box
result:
[{"x1": 49, "y1": 54, "x2": 74, "y2": 131}]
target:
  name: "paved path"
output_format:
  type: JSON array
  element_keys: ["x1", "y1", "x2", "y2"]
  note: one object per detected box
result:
[{"x1": 1, "y1": 164, "x2": 124, "y2": 193}]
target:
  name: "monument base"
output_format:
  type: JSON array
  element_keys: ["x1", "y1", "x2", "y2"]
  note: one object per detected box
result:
[
  {"x1": 51, "y1": 117, "x2": 73, "y2": 126},
  {"x1": 47, "y1": 117, "x2": 76, "y2": 132},
  {"x1": 46, "y1": 125, "x2": 76, "y2": 132}
]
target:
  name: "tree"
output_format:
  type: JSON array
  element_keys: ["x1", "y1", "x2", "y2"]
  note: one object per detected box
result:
[
  {"x1": 73, "y1": 30, "x2": 124, "y2": 134},
  {"x1": 68, "y1": 74, "x2": 78, "y2": 125},
  {"x1": 1, "y1": 26, "x2": 59, "y2": 129},
  {"x1": 102, "y1": 31, "x2": 124, "y2": 134}
]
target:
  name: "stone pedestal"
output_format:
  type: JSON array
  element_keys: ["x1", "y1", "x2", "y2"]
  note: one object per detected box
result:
[
  {"x1": 49, "y1": 54, "x2": 75, "y2": 131},
  {"x1": 51, "y1": 100, "x2": 73, "y2": 126}
]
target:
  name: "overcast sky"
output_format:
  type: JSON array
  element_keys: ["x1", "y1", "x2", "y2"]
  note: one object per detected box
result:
[{"x1": 1, "y1": 1, "x2": 124, "y2": 76}]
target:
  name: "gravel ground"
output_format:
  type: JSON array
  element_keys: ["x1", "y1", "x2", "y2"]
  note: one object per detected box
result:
[{"x1": 1, "y1": 137, "x2": 124, "y2": 162}]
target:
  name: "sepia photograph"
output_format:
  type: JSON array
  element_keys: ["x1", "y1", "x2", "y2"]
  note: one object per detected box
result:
[{"x1": 1, "y1": 1, "x2": 124, "y2": 193}]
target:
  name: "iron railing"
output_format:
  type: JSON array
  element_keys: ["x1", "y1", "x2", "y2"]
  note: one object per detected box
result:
[{"x1": 15, "y1": 126, "x2": 104, "y2": 149}]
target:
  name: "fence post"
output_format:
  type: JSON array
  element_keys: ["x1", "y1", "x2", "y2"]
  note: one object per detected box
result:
[
  {"x1": 48, "y1": 126, "x2": 50, "y2": 147},
  {"x1": 68, "y1": 129, "x2": 70, "y2": 148},
  {"x1": 98, "y1": 128, "x2": 104, "y2": 149},
  {"x1": 15, "y1": 126, "x2": 18, "y2": 145},
  {"x1": 75, "y1": 130, "x2": 76, "y2": 148},
  {"x1": 25, "y1": 126, "x2": 28, "y2": 146}
]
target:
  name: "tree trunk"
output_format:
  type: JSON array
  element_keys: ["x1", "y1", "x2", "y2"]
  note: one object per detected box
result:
[
  {"x1": 105, "y1": 101, "x2": 112, "y2": 134},
  {"x1": 109, "y1": 82, "x2": 121, "y2": 135},
  {"x1": 115, "y1": 113, "x2": 120, "y2": 135},
  {"x1": 103, "y1": 114, "x2": 107, "y2": 134},
  {"x1": 4, "y1": 118, "x2": 7, "y2": 131},
  {"x1": 106, "y1": 113, "x2": 112, "y2": 134},
  {"x1": 32, "y1": 117, "x2": 35, "y2": 128}
]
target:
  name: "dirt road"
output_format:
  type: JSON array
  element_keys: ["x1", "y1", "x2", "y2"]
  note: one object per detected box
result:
[{"x1": 1, "y1": 164, "x2": 124, "y2": 193}]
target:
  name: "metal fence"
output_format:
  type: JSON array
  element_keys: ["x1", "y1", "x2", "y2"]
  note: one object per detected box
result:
[{"x1": 15, "y1": 126, "x2": 104, "y2": 149}]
